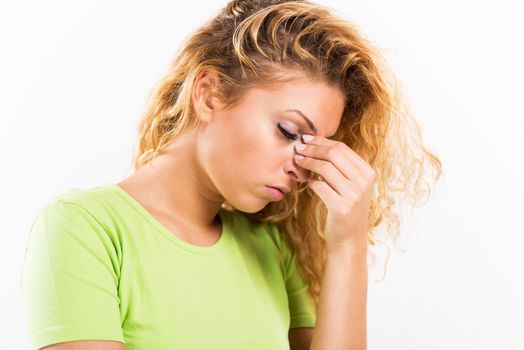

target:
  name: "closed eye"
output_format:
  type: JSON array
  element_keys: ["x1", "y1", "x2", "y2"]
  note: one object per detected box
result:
[{"x1": 277, "y1": 123, "x2": 299, "y2": 141}]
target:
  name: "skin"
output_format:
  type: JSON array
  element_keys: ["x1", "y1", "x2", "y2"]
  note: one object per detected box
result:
[{"x1": 116, "y1": 69, "x2": 345, "y2": 245}]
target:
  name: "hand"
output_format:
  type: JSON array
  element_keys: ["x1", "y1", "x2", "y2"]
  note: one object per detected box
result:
[{"x1": 294, "y1": 134, "x2": 376, "y2": 253}]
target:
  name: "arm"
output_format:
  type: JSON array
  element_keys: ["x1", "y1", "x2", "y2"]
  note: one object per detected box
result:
[
  {"x1": 292, "y1": 133, "x2": 374, "y2": 350},
  {"x1": 309, "y1": 243, "x2": 368, "y2": 350},
  {"x1": 21, "y1": 201, "x2": 125, "y2": 349}
]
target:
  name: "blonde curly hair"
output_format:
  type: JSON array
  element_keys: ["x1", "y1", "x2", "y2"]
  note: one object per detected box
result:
[{"x1": 131, "y1": 0, "x2": 443, "y2": 313}]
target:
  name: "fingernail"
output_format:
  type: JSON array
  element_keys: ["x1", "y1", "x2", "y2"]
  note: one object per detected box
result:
[
  {"x1": 302, "y1": 134, "x2": 314, "y2": 142},
  {"x1": 294, "y1": 154, "x2": 304, "y2": 161},
  {"x1": 295, "y1": 142, "x2": 307, "y2": 151}
]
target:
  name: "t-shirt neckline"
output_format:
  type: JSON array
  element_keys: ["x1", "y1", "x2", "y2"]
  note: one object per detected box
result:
[{"x1": 104, "y1": 182, "x2": 232, "y2": 255}]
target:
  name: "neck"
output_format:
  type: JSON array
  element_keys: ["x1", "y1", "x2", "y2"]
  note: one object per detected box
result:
[{"x1": 120, "y1": 128, "x2": 225, "y2": 231}]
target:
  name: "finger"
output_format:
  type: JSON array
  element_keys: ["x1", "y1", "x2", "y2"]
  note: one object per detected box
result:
[
  {"x1": 294, "y1": 154, "x2": 362, "y2": 199},
  {"x1": 306, "y1": 177, "x2": 340, "y2": 211},
  {"x1": 301, "y1": 134, "x2": 374, "y2": 177},
  {"x1": 295, "y1": 141, "x2": 368, "y2": 190}
]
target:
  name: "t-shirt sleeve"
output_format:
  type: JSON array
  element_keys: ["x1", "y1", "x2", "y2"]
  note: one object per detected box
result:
[
  {"x1": 20, "y1": 199, "x2": 124, "y2": 349},
  {"x1": 280, "y1": 233, "x2": 317, "y2": 329}
]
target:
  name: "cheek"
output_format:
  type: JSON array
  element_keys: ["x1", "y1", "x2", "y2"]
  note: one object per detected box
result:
[
  {"x1": 223, "y1": 123, "x2": 278, "y2": 176},
  {"x1": 205, "y1": 111, "x2": 289, "y2": 183},
  {"x1": 236, "y1": 133, "x2": 270, "y2": 170}
]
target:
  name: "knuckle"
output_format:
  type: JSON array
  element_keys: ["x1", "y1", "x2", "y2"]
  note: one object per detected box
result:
[
  {"x1": 337, "y1": 204, "x2": 351, "y2": 216},
  {"x1": 371, "y1": 171, "x2": 377, "y2": 182},
  {"x1": 327, "y1": 146, "x2": 338, "y2": 159},
  {"x1": 366, "y1": 167, "x2": 376, "y2": 180}
]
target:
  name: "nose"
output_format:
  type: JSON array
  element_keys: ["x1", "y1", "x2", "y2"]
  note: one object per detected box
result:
[{"x1": 284, "y1": 149, "x2": 311, "y2": 183}]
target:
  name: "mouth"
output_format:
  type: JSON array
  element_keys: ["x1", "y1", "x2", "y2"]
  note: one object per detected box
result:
[
  {"x1": 265, "y1": 186, "x2": 285, "y2": 200},
  {"x1": 269, "y1": 185, "x2": 291, "y2": 193}
]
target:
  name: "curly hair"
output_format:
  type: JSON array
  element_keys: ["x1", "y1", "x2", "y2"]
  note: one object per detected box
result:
[{"x1": 131, "y1": 0, "x2": 443, "y2": 313}]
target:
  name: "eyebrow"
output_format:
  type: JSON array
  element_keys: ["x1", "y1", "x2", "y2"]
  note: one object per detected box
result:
[{"x1": 284, "y1": 109, "x2": 336, "y2": 138}]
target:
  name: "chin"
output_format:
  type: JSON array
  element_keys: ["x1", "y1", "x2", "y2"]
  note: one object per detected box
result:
[{"x1": 222, "y1": 196, "x2": 269, "y2": 214}]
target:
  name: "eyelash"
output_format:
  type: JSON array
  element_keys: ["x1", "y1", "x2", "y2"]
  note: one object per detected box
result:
[{"x1": 277, "y1": 123, "x2": 299, "y2": 141}]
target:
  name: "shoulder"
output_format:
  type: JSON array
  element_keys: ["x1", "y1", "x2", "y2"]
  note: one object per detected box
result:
[
  {"x1": 34, "y1": 183, "x2": 123, "y2": 238},
  {"x1": 45, "y1": 183, "x2": 118, "y2": 212}
]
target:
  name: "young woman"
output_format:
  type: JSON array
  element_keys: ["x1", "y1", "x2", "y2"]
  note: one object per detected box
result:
[{"x1": 21, "y1": 1, "x2": 442, "y2": 349}]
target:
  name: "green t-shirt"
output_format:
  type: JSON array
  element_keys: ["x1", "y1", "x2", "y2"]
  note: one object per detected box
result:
[{"x1": 20, "y1": 183, "x2": 316, "y2": 349}]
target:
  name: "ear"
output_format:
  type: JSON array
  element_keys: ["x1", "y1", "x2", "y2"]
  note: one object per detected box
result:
[{"x1": 191, "y1": 70, "x2": 224, "y2": 123}]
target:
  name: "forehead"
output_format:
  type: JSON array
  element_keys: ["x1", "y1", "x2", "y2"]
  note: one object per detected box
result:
[{"x1": 245, "y1": 78, "x2": 345, "y2": 136}]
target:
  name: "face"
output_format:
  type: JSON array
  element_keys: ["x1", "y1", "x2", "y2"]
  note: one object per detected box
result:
[{"x1": 194, "y1": 71, "x2": 345, "y2": 213}]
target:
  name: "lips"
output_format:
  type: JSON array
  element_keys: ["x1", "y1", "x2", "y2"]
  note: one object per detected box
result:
[
  {"x1": 270, "y1": 185, "x2": 291, "y2": 193},
  {"x1": 270, "y1": 187, "x2": 284, "y2": 195},
  {"x1": 266, "y1": 186, "x2": 285, "y2": 200}
]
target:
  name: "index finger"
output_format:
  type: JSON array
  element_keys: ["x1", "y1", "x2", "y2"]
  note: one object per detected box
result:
[{"x1": 301, "y1": 134, "x2": 371, "y2": 173}]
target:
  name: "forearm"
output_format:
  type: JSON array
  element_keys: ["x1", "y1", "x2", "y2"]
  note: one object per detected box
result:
[{"x1": 310, "y1": 243, "x2": 368, "y2": 350}]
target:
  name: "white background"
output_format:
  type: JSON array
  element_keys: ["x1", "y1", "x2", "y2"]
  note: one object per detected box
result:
[{"x1": 1, "y1": 0, "x2": 523, "y2": 349}]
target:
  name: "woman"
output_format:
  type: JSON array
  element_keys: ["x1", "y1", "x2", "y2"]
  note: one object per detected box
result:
[{"x1": 21, "y1": 0, "x2": 442, "y2": 349}]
